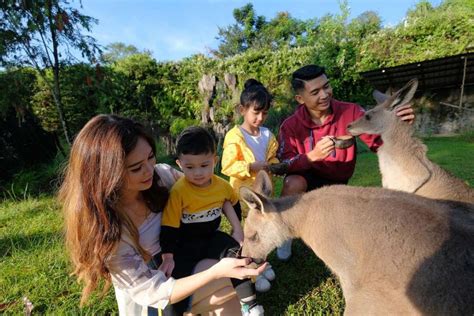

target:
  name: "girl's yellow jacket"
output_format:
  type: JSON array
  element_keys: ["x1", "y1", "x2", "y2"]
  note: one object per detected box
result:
[{"x1": 221, "y1": 126, "x2": 279, "y2": 198}]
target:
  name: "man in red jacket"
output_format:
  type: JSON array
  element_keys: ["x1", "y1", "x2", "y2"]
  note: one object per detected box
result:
[{"x1": 276, "y1": 64, "x2": 415, "y2": 261}]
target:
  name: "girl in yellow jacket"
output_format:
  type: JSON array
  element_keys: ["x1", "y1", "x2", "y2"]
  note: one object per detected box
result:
[
  {"x1": 221, "y1": 79, "x2": 279, "y2": 205},
  {"x1": 221, "y1": 79, "x2": 278, "y2": 293}
]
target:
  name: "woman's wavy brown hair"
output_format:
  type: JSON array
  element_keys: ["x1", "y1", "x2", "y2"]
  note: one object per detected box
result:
[{"x1": 58, "y1": 114, "x2": 168, "y2": 305}]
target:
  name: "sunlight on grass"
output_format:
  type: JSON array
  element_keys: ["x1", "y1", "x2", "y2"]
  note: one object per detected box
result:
[{"x1": 0, "y1": 197, "x2": 116, "y2": 314}]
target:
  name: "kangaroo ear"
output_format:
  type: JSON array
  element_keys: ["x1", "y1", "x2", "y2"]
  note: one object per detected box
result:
[
  {"x1": 253, "y1": 170, "x2": 273, "y2": 197},
  {"x1": 240, "y1": 187, "x2": 268, "y2": 214},
  {"x1": 386, "y1": 79, "x2": 418, "y2": 111},
  {"x1": 373, "y1": 90, "x2": 388, "y2": 105}
]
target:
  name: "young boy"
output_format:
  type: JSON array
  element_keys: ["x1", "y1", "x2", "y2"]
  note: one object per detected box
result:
[{"x1": 158, "y1": 126, "x2": 264, "y2": 316}]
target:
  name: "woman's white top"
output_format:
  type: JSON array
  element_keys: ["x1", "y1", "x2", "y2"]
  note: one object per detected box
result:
[
  {"x1": 107, "y1": 163, "x2": 182, "y2": 316},
  {"x1": 240, "y1": 126, "x2": 271, "y2": 162}
]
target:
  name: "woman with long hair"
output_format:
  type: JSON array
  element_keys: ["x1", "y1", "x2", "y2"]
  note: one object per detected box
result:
[{"x1": 59, "y1": 114, "x2": 265, "y2": 315}]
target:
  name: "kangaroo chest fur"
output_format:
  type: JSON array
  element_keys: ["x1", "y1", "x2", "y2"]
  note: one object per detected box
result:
[
  {"x1": 379, "y1": 148, "x2": 411, "y2": 190},
  {"x1": 377, "y1": 142, "x2": 429, "y2": 193}
]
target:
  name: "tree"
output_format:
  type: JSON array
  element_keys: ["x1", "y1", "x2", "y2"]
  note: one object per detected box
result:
[
  {"x1": 214, "y1": 4, "x2": 308, "y2": 58},
  {"x1": 101, "y1": 42, "x2": 152, "y2": 64},
  {"x1": 357, "y1": 0, "x2": 474, "y2": 70},
  {"x1": 0, "y1": 69, "x2": 58, "y2": 184},
  {"x1": 112, "y1": 53, "x2": 161, "y2": 122},
  {"x1": 259, "y1": 12, "x2": 307, "y2": 50},
  {"x1": 0, "y1": 0, "x2": 100, "y2": 144},
  {"x1": 214, "y1": 3, "x2": 266, "y2": 57}
]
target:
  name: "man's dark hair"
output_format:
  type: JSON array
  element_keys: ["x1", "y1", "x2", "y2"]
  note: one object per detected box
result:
[
  {"x1": 176, "y1": 126, "x2": 216, "y2": 156},
  {"x1": 291, "y1": 65, "x2": 326, "y2": 93}
]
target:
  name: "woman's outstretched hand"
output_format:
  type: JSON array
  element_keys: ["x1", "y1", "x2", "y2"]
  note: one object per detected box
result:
[{"x1": 211, "y1": 257, "x2": 268, "y2": 280}]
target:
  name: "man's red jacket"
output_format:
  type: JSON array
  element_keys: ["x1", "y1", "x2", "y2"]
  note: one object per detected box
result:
[{"x1": 277, "y1": 99, "x2": 383, "y2": 182}]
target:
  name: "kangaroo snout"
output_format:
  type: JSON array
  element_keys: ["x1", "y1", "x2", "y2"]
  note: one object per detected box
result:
[
  {"x1": 346, "y1": 124, "x2": 361, "y2": 136},
  {"x1": 241, "y1": 246, "x2": 266, "y2": 265},
  {"x1": 346, "y1": 124, "x2": 357, "y2": 136},
  {"x1": 346, "y1": 119, "x2": 364, "y2": 136},
  {"x1": 251, "y1": 258, "x2": 265, "y2": 265}
]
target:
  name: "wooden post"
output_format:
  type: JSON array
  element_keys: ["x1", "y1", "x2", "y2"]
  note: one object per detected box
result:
[
  {"x1": 459, "y1": 55, "x2": 468, "y2": 108},
  {"x1": 198, "y1": 74, "x2": 216, "y2": 124}
]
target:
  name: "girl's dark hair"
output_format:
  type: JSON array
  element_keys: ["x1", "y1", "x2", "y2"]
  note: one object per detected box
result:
[{"x1": 240, "y1": 78, "x2": 273, "y2": 111}]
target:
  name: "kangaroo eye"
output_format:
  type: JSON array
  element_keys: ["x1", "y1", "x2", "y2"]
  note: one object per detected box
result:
[
  {"x1": 365, "y1": 114, "x2": 371, "y2": 121},
  {"x1": 249, "y1": 233, "x2": 259, "y2": 242}
]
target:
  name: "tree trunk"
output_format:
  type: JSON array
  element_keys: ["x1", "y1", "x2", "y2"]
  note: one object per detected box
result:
[
  {"x1": 51, "y1": 68, "x2": 71, "y2": 145},
  {"x1": 53, "y1": 131, "x2": 66, "y2": 157},
  {"x1": 47, "y1": 0, "x2": 71, "y2": 145}
]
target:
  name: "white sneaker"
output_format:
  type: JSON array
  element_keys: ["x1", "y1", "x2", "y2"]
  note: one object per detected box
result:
[
  {"x1": 262, "y1": 265, "x2": 275, "y2": 281},
  {"x1": 276, "y1": 239, "x2": 292, "y2": 261},
  {"x1": 255, "y1": 275, "x2": 271, "y2": 292},
  {"x1": 242, "y1": 304, "x2": 265, "y2": 316}
]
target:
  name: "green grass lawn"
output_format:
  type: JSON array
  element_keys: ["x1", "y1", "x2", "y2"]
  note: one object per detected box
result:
[{"x1": 1, "y1": 135, "x2": 473, "y2": 315}]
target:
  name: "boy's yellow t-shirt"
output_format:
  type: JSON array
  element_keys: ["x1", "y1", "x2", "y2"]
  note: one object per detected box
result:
[{"x1": 162, "y1": 174, "x2": 239, "y2": 229}]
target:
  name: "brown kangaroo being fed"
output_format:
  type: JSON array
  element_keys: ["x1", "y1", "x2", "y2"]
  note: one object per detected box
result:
[
  {"x1": 347, "y1": 79, "x2": 473, "y2": 203},
  {"x1": 241, "y1": 171, "x2": 474, "y2": 315}
]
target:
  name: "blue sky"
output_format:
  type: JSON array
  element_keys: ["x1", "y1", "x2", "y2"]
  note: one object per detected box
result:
[{"x1": 79, "y1": 0, "x2": 441, "y2": 62}]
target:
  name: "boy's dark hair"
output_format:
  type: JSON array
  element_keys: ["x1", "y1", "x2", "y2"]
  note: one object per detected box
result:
[
  {"x1": 240, "y1": 78, "x2": 272, "y2": 111},
  {"x1": 291, "y1": 65, "x2": 326, "y2": 93},
  {"x1": 176, "y1": 126, "x2": 216, "y2": 156}
]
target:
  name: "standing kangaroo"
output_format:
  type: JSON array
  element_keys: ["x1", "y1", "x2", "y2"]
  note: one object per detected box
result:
[
  {"x1": 347, "y1": 79, "x2": 473, "y2": 203},
  {"x1": 241, "y1": 171, "x2": 474, "y2": 315}
]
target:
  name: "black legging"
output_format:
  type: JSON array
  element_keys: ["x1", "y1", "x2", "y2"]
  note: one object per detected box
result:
[{"x1": 152, "y1": 230, "x2": 255, "y2": 315}]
